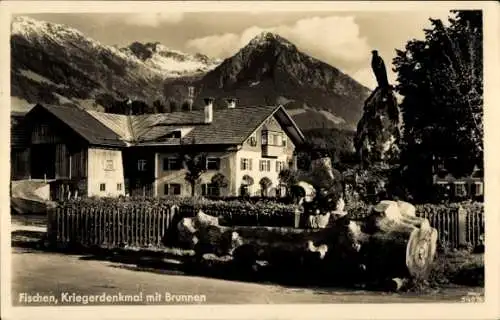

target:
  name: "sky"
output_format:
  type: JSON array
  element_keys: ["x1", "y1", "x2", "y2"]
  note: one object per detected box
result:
[{"x1": 20, "y1": 10, "x2": 453, "y2": 89}]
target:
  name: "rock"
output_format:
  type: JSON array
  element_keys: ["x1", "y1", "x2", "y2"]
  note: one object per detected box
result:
[
  {"x1": 307, "y1": 240, "x2": 328, "y2": 259},
  {"x1": 177, "y1": 218, "x2": 198, "y2": 247},
  {"x1": 373, "y1": 200, "x2": 402, "y2": 221},
  {"x1": 354, "y1": 86, "x2": 400, "y2": 165},
  {"x1": 397, "y1": 200, "x2": 416, "y2": 217},
  {"x1": 306, "y1": 213, "x2": 331, "y2": 229},
  {"x1": 193, "y1": 210, "x2": 219, "y2": 228},
  {"x1": 177, "y1": 210, "x2": 221, "y2": 248}
]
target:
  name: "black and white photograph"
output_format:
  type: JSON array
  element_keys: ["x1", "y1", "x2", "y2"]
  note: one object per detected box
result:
[{"x1": 1, "y1": 1, "x2": 498, "y2": 319}]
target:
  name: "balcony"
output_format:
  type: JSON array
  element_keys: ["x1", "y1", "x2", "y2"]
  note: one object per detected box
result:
[
  {"x1": 262, "y1": 144, "x2": 282, "y2": 157},
  {"x1": 261, "y1": 130, "x2": 285, "y2": 157}
]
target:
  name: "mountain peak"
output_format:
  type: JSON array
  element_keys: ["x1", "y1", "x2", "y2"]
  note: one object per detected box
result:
[
  {"x1": 248, "y1": 31, "x2": 295, "y2": 49},
  {"x1": 11, "y1": 15, "x2": 85, "y2": 41}
]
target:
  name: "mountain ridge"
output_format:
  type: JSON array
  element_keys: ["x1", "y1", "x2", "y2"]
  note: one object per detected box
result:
[
  {"x1": 11, "y1": 17, "x2": 371, "y2": 131},
  {"x1": 164, "y1": 31, "x2": 371, "y2": 130}
]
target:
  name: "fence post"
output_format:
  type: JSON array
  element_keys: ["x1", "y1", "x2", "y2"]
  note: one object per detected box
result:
[
  {"x1": 47, "y1": 207, "x2": 57, "y2": 246},
  {"x1": 457, "y1": 205, "x2": 467, "y2": 247},
  {"x1": 294, "y1": 208, "x2": 301, "y2": 228}
]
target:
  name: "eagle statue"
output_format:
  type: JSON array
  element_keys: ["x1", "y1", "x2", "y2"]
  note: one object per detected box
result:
[{"x1": 371, "y1": 50, "x2": 389, "y2": 88}]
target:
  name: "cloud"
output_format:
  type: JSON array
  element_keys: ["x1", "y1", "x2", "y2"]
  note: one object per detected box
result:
[
  {"x1": 124, "y1": 12, "x2": 184, "y2": 27},
  {"x1": 186, "y1": 16, "x2": 371, "y2": 66},
  {"x1": 351, "y1": 68, "x2": 378, "y2": 90},
  {"x1": 351, "y1": 67, "x2": 399, "y2": 90}
]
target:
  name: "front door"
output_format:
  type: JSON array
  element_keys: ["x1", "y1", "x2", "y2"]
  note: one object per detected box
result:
[{"x1": 30, "y1": 144, "x2": 55, "y2": 179}]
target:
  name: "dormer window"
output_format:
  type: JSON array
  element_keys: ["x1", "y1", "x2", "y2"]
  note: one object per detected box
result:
[{"x1": 165, "y1": 130, "x2": 182, "y2": 139}]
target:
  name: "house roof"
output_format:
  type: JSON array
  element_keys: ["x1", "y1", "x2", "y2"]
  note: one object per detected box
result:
[
  {"x1": 89, "y1": 105, "x2": 306, "y2": 147},
  {"x1": 29, "y1": 104, "x2": 127, "y2": 147},
  {"x1": 25, "y1": 103, "x2": 306, "y2": 149},
  {"x1": 136, "y1": 106, "x2": 279, "y2": 145}
]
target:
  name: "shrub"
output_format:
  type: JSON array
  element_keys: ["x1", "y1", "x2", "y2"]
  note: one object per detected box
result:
[
  {"x1": 406, "y1": 250, "x2": 484, "y2": 292},
  {"x1": 56, "y1": 196, "x2": 303, "y2": 227}
]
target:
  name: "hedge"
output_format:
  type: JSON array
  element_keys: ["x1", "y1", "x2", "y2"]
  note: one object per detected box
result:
[{"x1": 56, "y1": 196, "x2": 303, "y2": 227}]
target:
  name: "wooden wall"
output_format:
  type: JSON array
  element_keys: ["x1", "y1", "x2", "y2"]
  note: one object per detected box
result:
[
  {"x1": 31, "y1": 122, "x2": 62, "y2": 144},
  {"x1": 70, "y1": 147, "x2": 88, "y2": 179},
  {"x1": 10, "y1": 148, "x2": 30, "y2": 180}
]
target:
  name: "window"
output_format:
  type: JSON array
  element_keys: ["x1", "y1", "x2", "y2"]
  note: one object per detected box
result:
[
  {"x1": 249, "y1": 134, "x2": 257, "y2": 147},
  {"x1": 163, "y1": 157, "x2": 182, "y2": 171},
  {"x1": 164, "y1": 183, "x2": 181, "y2": 196},
  {"x1": 165, "y1": 130, "x2": 182, "y2": 139},
  {"x1": 282, "y1": 136, "x2": 287, "y2": 147},
  {"x1": 470, "y1": 181, "x2": 483, "y2": 196},
  {"x1": 262, "y1": 130, "x2": 284, "y2": 146},
  {"x1": 99, "y1": 183, "x2": 106, "y2": 192},
  {"x1": 137, "y1": 159, "x2": 147, "y2": 171},
  {"x1": 105, "y1": 160, "x2": 114, "y2": 171},
  {"x1": 240, "y1": 158, "x2": 253, "y2": 171},
  {"x1": 201, "y1": 183, "x2": 220, "y2": 197},
  {"x1": 259, "y1": 160, "x2": 271, "y2": 172},
  {"x1": 276, "y1": 161, "x2": 285, "y2": 173},
  {"x1": 454, "y1": 181, "x2": 467, "y2": 197},
  {"x1": 117, "y1": 183, "x2": 122, "y2": 191},
  {"x1": 206, "y1": 157, "x2": 220, "y2": 170}
]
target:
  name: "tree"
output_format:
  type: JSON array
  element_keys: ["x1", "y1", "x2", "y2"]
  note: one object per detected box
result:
[
  {"x1": 259, "y1": 177, "x2": 273, "y2": 197},
  {"x1": 240, "y1": 175, "x2": 254, "y2": 196},
  {"x1": 211, "y1": 173, "x2": 229, "y2": 195},
  {"x1": 393, "y1": 10, "x2": 482, "y2": 200},
  {"x1": 278, "y1": 168, "x2": 298, "y2": 195},
  {"x1": 182, "y1": 138, "x2": 207, "y2": 197}
]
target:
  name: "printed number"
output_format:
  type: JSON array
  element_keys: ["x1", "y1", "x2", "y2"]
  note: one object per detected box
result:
[{"x1": 461, "y1": 295, "x2": 484, "y2": 303}]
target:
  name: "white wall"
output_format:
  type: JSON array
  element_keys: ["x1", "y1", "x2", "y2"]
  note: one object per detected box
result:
[
  {"x1": 234, "y1": 150, "x2": 290, "y2": 196},
  {"x1": 154, "y1": 152, "x2": 236, "y2": 197},
  {"x1": 87, "y1": 148, "x2": 125, "y2": 197}
]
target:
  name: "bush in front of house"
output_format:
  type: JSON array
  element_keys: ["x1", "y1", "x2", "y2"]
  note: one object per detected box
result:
[
  {"x1": 405, "y1": 249, "x2": 484, "y2": 292},
  {"x1": 49, "y1": 196, "x2": 303, "y2": 251},
  {"x1": 56, "y1": 196, "x2": 303, "y2": 228}
]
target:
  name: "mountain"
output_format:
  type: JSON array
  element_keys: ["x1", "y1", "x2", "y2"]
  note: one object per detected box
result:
[
  {"x1": 10, "y1": 16, "x2": 220, "y2": 113},
  {"x1": 164, "y1": 32, "x2": 371, "y2": 130},
  {"x1": 11, "y1": 17, "x2": 370, "y2": 132},
  {"x1": 121, "y1": 42, "x2": 220, "y2": 78}
]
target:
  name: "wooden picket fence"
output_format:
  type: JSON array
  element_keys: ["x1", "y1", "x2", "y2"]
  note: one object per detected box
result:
[
  {"x1": 417, "y1": 206, "x2": 484, "y2": 249},
  {"x1": 47, "y1": 201, "x2": 484, "y2": 250},
  {"x1": 47, "y1": 205, "x2": 182, "y2": 248}
]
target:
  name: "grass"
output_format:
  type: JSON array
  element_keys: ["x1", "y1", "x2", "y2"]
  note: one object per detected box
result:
[{"x1": 405, "y1": 249, "x2": 484, "y2": 292}]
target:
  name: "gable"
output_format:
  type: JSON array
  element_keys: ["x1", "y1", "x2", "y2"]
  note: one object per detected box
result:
[
  {"x1": 26, "y1": 104, "x2": 127, "y2": 147},
  {"x1": 242, "y1": 106, "x2": 306, "y2": 149}
]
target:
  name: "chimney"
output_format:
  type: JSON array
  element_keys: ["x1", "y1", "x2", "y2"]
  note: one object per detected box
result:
[
  {"x1": 226, "y1": 98, "x2": 237, "y2": 109},
  {"x1": 203, "y1": 97, "x2": 214, "y2": 123}
]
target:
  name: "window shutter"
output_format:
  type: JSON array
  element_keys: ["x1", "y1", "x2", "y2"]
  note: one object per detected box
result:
[{"x1": 249, "y1": 159, "x2": 253, "y2": 171}]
